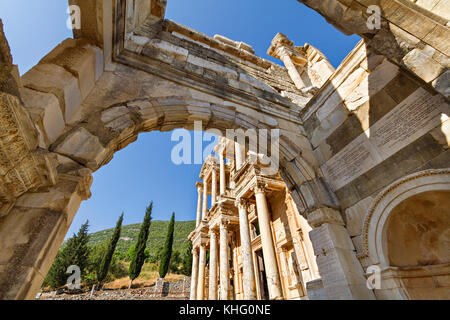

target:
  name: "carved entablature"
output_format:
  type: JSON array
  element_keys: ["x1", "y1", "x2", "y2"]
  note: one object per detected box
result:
[
  {"x1": 195, "y1": 181, "x2": 203, "y2": 193},
  {"x1": 208, "y1": 199, "x2": 239, "y2": 230},
  {"x1": 189, "y1": 220, "x2": 209, "y2": 248},
  {"x1": 267, "y1": 33, "x2": 307, "y2": 67},
  {"x1": 233, "y1": 162, "x2": 285, "y2": 200},
  {"x1": 234, "y1": 197, "x2": 249, "y2": 211},
  {"x1": 267, "y1": 32, "x2": 334, "y2": 91},
  {"x1": 199, "y1": 155, "x2": 218, "y2": 180},
  {"x1": 214, "y1": 136, "x2": 234, "y2": 157},
  {"x1": 0, "y1": 93, "x2": 57, "y2": 212}
]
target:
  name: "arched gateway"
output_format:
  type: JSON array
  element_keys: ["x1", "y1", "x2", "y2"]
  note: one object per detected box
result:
[{"x1": 0, "y1": 0, "x2": 448, "y2": 300}]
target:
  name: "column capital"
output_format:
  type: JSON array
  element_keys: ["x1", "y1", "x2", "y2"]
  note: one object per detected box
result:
[
  {"x1": 196, "y1": 182, "x2": 203, "y2": 192},
  {"x1": 267, "y1": 32, "x2": 307, "y2": 66},
  {"x1": 306, "y1": 207, "x2": 344, "y2": 228},
  {"x1": 209, "y1": 228, "x2": 219, "y2": 236},
  {"x1": 235, "y1": 197, "x2": 249, "y2": 210},
  {"x1": 220, "y1": 220, "x2": 231, "y2": 231},
  {"x1": 253, "y1": 181, "x2": 268, "y2": 194},
  {"x1": 274, "y1": 46, "x2": 291, "y2": 60}
]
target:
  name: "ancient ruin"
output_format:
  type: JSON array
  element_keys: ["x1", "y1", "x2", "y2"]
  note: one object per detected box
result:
[{"x1": 0, "y1": 0, "x2": 449, "y2": 300}]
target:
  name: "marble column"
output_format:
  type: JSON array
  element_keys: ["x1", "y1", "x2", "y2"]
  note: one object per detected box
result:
[
  {"x1": 196, "y1": 183, "x2": 203, "y2": 227},
  {"x1": 202, "y1": 178, "x2": 208, "y2": 220},
  {"x1": 209, "y1": 229, "x2": 218, "y2": 300},
  {"x1": 219, "y1": 153, "x2": 226, "y2": 195},
  {"x1": 236, "y1": 198, "x2": 257, "y2": 300},
  {"x1": 197, "y1": 244, "x2": 207, "y2": 300},
  {"x1": 277, "y1": 46, "x2": 305, "y2": 90},
  {"x1": 219, "y1": 222, "x2": 230, "y2": 300},
  {"x1": 235, "y1": 142, "x2": 245, "y2": 171},
  {"x1": 254, "y1": 183, "x2": 283, "y2": 300},
  {"x1": 211, "y1": 167, "x2": 217, "y2": 206},
  {"x1": 190, "y1": 248, "x2": 199, "y2": 300}
]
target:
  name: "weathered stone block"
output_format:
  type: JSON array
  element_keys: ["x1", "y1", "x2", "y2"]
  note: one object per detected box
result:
[
  {"x1": 422, "y1": 24, "x2": 450, "y2": 57},
  {"x1": 402, "y1": 45, "x2": 444, "y2": 83},
  {"x1": 22, "y1": 63, "x2": 82, "y2": 123},
  {"x1": 431, "y1": 69, "x2": 450, "y2": 98},
  {"x1": 310, "y1": 103, "x2": 348, "y2": 148},
  {"x1": 239, "y1": 72, "x2": 277, "y2": 93},
  {"x1": 309, "y1": 222, "x2": 353, "y2": 256},
  {"x1": 20, "y1": 88, "x2": 65, "y2": 145},
  {"x1": 0, "y1": 206, "x2": 66, "y2": 273},
  {"x1": 0, "y1": 265, "x2": 44, "y2": 300},
  {"x1": 344, "y1": 196, "x2": 374, "y2": 237},
  {"x1": 54, "y1": 127, "x2": 107, "y2": 169},
  {"x1": 306, "y1": 278, "x2": 328, "y2": 300},
  {"x1": 187, "y1": 54, "x2": 238, "y2": 79},
  {"x1": 148, "y1": 39, "x2": 189, "y2": 60},
  {"x1": 101, "y1": 106, "x2": 135, "y2": 133}
]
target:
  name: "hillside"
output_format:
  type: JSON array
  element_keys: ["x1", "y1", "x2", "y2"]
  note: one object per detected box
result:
[{"x1": 88, "y1": 220, "x2": 196, "y2": 257}]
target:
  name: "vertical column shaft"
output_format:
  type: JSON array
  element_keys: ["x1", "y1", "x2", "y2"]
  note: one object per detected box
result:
[
  {"x1": 209, "y1": 230, "x2": 218, "y2": 300},
  {"x1": 234, "y1": 142, "x2": 245, "y2": 171},
  {"x1": 219, "y1": 223, "x2": 230, "y2": 300},
  {"x1": 197, "y1": 244, "x2": 207, "y2": 300},
  {"x1": 190, "y1": 248, "x2": 199, "y2": 300},
  {"x1": 196, "y1": 184, "x2": 202, "y2": 227},
  {"x1": 220, "y1": 153, "x2": 226, "y2": 195},
  {"x1": 202, "y1": 179, "x2": 208, "y2": 220},
  {"x1": 211, "y1": 168, "x2": 217, "y2": 206},
  {"x1": 278, "y1": 47, "x2": 305, "y2": 90},
  {"x1": 237, "y1": 199, "x2": 257, "y2": 300},
  {"x1": 254, "y1": 185, "x2": 283, "y2": 300}
]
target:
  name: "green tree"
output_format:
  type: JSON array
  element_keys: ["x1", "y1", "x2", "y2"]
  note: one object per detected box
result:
[
  {"x1": 43, "y1": 221, "x2": 90, "y2": 288},
  {"x1": 72, "y1": 220, "x2": 90, "y2": 275},
  {"x1": 128, "y1": 202, "x2": 153, "y2": 287},
  {"x1": 169, "y1": 251, "x2": 182, "y2": 274},
  {"x1": 180, "y1": 241, "x2": 193, "y2": 276},
  {"x1": 159, "y1": 212, "x2": 175, "y2": 278},
  {"x1": 98, "y1": 213, "x2": 123, "y2": 283},
  {"x1": 43, "y1": 246, "x2": 70, "y2": 288}
]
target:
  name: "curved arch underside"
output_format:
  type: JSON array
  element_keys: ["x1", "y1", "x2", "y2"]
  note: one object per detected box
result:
[{"x1": 0, "y1": 0, "x2": 448, "y2": 300}]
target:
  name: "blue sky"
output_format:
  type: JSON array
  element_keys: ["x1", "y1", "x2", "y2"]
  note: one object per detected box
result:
[{"x1": 0, "y1": 0, "x2": 360, "y2": 236}]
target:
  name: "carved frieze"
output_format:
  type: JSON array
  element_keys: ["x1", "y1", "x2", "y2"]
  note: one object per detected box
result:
[{"x1": 0, "y1": 93, "x2": 57, "y2": 208}]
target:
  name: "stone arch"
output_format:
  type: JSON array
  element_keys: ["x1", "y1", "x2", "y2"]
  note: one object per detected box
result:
[
  {"x1": 360, "y1": 169, "x2": 450, "y2": 299},
  {"x1": 1, "y1": 58, "x2": 337, "y2": 300},
  {"x1": 0, "y1": 0, "x2": 347, "y2": 299},
  {"x1": 50, "y1": 91, "x2": 327, "y2": 211},
  {"x1": 362, "y1": 169, "x2": 450, "y2": 266}
]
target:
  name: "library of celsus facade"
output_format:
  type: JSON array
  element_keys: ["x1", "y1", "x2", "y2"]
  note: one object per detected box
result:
[
  {"x1": 0, "y1": 0, "x2": 449, "y2": 299},
  {"x1": 189, "y1": 137, "x2": 321, "y2": 300}
]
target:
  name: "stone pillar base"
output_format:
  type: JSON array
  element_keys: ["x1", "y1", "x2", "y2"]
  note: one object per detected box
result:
[{"x1": 308, "y1": 208, "x2": 375, "y2": 300}]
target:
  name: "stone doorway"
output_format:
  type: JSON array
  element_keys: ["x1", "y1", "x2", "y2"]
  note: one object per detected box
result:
[{"x1": 255, "y1": 249, "x2": 270, "y2": 300}]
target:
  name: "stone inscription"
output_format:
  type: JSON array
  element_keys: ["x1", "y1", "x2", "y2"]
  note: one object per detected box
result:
[{"x1": 322, "y1": 88, "x2": 449, "y2": 191}]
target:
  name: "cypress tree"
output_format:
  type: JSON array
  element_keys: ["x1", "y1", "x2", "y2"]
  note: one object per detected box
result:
[
  {"x1": 73, "y1": 220, "x2": 90, "y2": 275},
  {"x1": 43, "y1": 245, "x2": 70, "y2": 288},
  {"x1": 159, "y1": 212, "x2": 175, "y2": 279},
  {"x1": 97, "y1": 213, "x2": 123, "y2": 284},
  {"x1": 180, "y1": 241, "x2": 193, "y2": 276},
  {"x1": 43, "y1": 220, "x2": 90, "y2": 288},
  {"x1": 128, "y1": 202, "x2": 153, "y2": 287}
]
